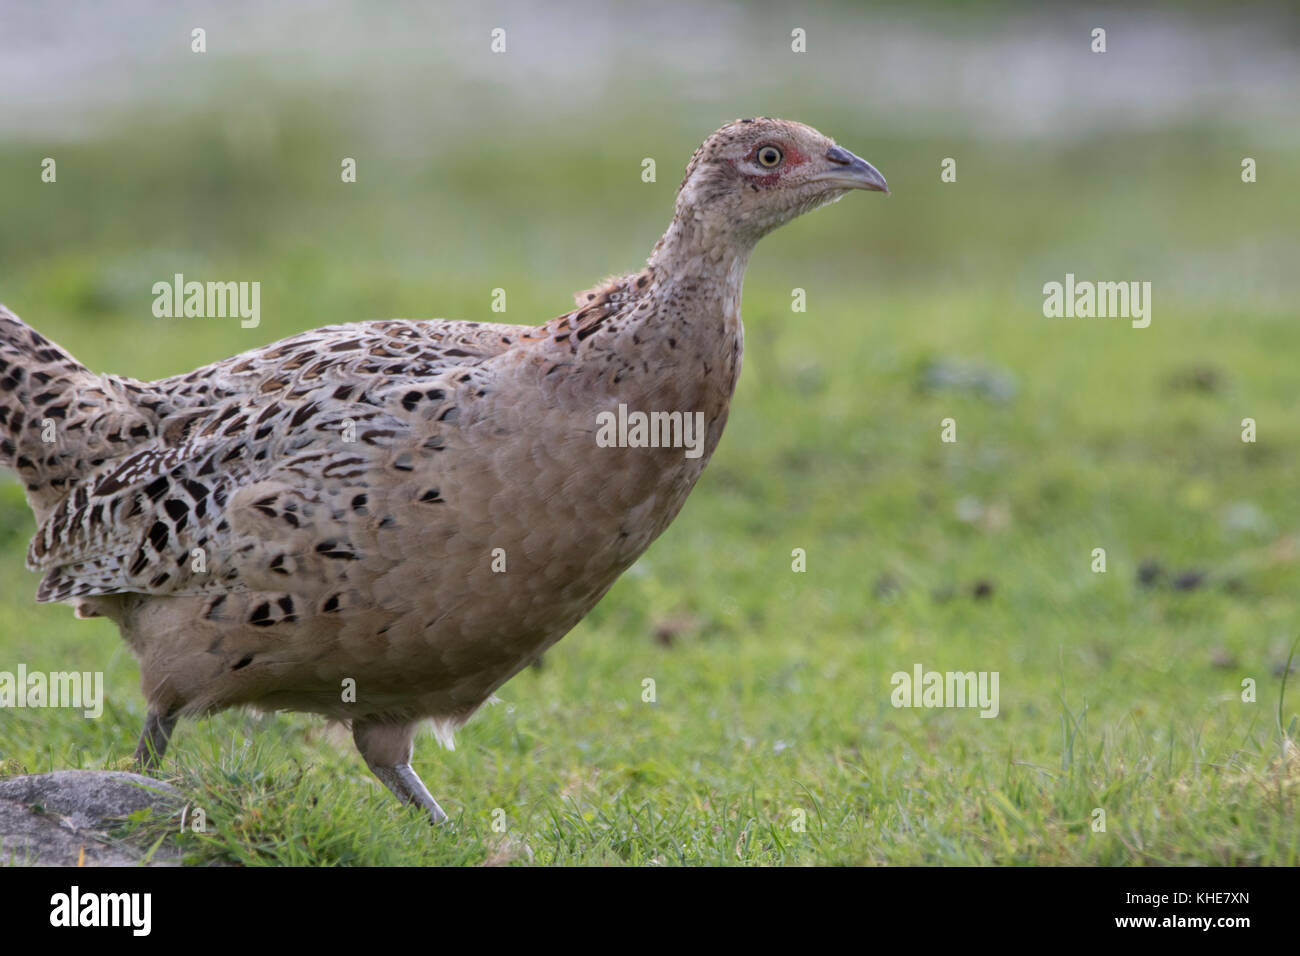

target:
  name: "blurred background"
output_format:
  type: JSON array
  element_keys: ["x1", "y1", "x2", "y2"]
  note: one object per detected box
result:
[{"x1": 0, "y1": 1, "x2": 1297, "y2": 864}]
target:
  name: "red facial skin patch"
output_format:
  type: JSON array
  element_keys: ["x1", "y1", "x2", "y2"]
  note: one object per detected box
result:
[{"x1": 735, "y1": 143, "x2": 810, "y2": 187}]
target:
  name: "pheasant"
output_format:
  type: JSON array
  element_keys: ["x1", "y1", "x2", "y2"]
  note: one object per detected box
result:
[{"x1": 0, "y1": 119, "x2": 887, "y2": 822}]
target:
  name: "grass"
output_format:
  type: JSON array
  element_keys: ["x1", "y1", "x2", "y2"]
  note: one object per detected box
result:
[{"x1": 0, "y1": 88, "x2": 1297, "y2": 865}]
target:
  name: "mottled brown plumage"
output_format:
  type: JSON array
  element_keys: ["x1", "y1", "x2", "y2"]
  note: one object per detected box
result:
[{"x1": 0, "y1": 119, "x2": 886, "y2": 821}]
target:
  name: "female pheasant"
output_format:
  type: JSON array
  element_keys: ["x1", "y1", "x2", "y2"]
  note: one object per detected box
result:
[{"x1": 0, "y1": 119, "x2": 887, "y2": 822}]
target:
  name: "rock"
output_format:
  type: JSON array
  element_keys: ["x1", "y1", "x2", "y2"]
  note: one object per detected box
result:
[{"x1": 0, "y1": 770, "x2": 184, "y2": 866}]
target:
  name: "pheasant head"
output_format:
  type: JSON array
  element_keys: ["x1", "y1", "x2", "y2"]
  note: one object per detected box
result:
[{"x1": 651, "y1": 117, "x2": 888, "y2": 272}]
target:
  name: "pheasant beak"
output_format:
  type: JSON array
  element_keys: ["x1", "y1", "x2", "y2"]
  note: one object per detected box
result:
[{"x1": 816, "y1": 146, "x2": 889, "y2": 194}]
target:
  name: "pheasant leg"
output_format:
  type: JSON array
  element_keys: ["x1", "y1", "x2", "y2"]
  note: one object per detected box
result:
[
  {"x1": 133, "y1": 708, "x2": 177, "y2": 771},
  {"x1": 370, "y1": 764, "x2": 448, "y2": 824},
  {"x1": 352, "y1": 718, "x2": 448, "y2": 824}
]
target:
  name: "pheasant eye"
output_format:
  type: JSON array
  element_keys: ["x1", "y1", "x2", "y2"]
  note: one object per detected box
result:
[{"x1": 756, "y1": 145, "x2": 783, "y2": 168}]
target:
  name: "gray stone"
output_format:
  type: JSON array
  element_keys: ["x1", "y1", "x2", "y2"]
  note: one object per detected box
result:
[{"x1": 0, "y1": 770, "x2": 184, "y2": 866}]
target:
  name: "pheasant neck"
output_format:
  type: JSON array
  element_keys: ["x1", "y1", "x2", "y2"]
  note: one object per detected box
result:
[
  {"x1": 646, "y1": 214, "x2": 754, "y2": 321},
  {"x1": 649, "y1": 212, "x2": 754, "y2": 280},
  {"x1": 604, "y1": 218, "x2": 749, "y2": 426}
]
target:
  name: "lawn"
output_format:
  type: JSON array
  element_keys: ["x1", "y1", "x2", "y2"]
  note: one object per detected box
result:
[{"x1": 0, "y1": 46, "x2": 1296, "y2": 864}]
